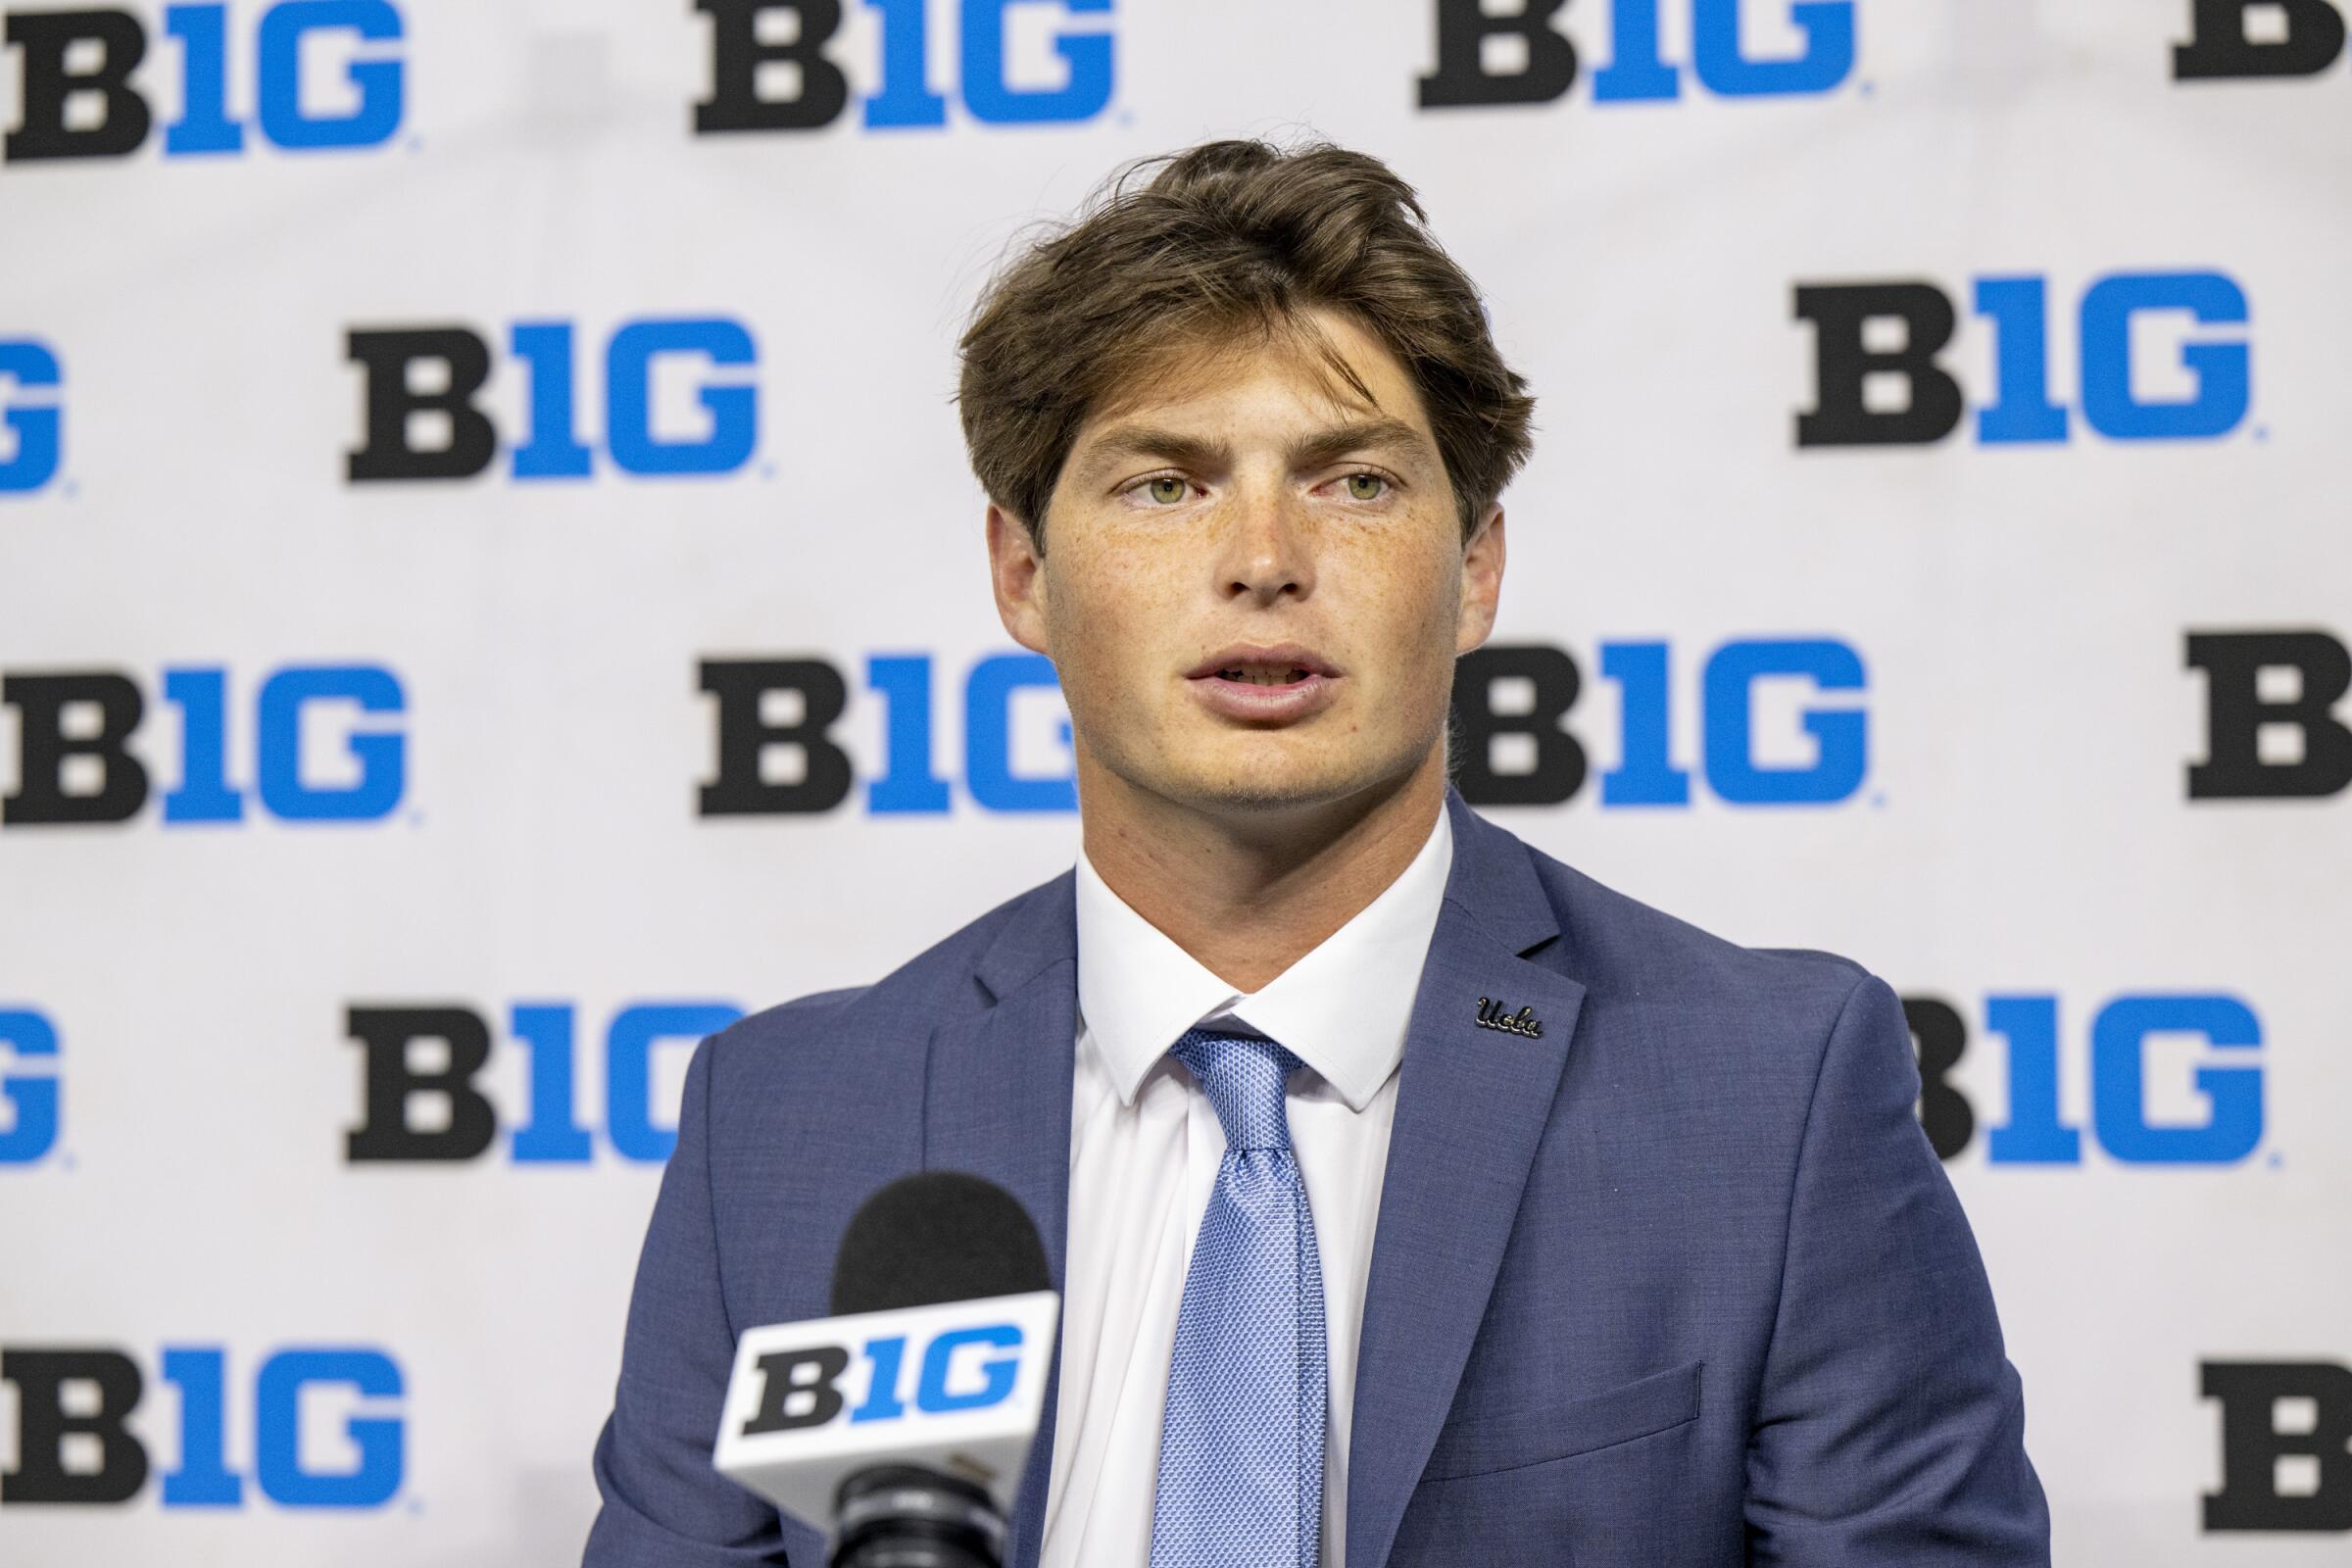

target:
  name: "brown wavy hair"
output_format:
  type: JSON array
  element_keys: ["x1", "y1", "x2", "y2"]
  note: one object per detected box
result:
[{"x1": 956, "y1": 137, "x2": 1536, "y2": 549}]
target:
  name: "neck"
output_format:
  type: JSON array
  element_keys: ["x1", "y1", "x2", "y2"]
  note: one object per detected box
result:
[{"x1": 1077, "y1": 747, "x2": 1448, "y2": 993}]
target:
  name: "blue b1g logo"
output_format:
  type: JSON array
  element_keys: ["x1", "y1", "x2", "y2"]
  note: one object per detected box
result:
[
  {"x1": 0, "y1": 1344, "x2": 405, "y2": 1507},
  {"x1": 700, "y1": 651, "x2": 1078, "y2": 817},
  {"x1": 696, "y1": 0, "x2": 1116, "y2": 133},
  {"x1": 0, "y1": 1, "x2": 406, "y2": 165},
  {"x1": 344, "y1": 1000, "x2": 747, "y2": 1165},
  {"x1": 346, "y1": 318, "x2": 760, "y2": 483},
  {"x1": 1907, "y1": 992, "x2": 2266, "y2": 1166},
  {"x1": 742, "y1": 1323, "x2": 1025, "y2": 1435},
  {"x1": 1420, "y1": 0, "x2": 1856, "y2": 108},
  {"x1": 1454, "y1": 638, "x2": 1871, "y2": 809},
  {"x1": 1796, "y1": 270, "x2": 2253, "y2": 448},
  {"x1": 0, "y1": 664, "x2": 408, "y2": 828},
  {"x1": 0, "y1": 339, "x2": 60, "y2": 493},
  {"x1": 0, "y1": 1008, "x2": 60, "y2": 1165}
]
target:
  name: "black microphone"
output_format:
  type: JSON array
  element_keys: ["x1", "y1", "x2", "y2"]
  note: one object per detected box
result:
[
  {"x1": 830, "y1": 1169, "x2": 1054, "y2": 1315},
  {"x1": 826, "y1": 1172, "x2": 1054, "y2": 1568}
]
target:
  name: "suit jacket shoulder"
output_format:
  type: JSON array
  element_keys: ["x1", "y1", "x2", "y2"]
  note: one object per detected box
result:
[
  {"x1": 1506, "y1": 829, "x2": 1881, "y2": 1105},
  {"x1": 698, "y1": 870, "x2": 1071, "y2": 1102}
]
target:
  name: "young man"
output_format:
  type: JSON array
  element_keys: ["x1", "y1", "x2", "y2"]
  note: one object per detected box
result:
[{"x1": 584, "y1": 139, "x2": 2050, "y2": 1567}]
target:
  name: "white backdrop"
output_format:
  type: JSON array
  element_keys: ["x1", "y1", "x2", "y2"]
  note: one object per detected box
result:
[{"x1": 3, "y1": 1, "x2": 2348, "y2": 1562}]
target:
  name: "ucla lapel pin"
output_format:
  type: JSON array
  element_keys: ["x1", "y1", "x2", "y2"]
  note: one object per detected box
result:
[{"x1": 1474, "y1": 997, "x2": 1543, "y2": 1039}]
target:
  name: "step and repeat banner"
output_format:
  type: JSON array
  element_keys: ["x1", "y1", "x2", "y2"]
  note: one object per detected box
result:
[{"x1": 2, "y1": 1, "x2": 2347, "y2": 1563}]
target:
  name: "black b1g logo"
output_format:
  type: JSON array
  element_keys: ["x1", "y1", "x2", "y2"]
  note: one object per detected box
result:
[
  {"x1": 2203, "y1": 1361, "x2": 2352, "y2": 1532},
  {"x1": 2176, "y1": 0, "x2": 2348, "y2": 80},
  {"x1": 2187, "y1": 630, "x2": 2352, "y2": 801}
]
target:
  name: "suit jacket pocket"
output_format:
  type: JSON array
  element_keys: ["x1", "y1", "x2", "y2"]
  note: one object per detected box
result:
[{"x1": 1419, "y1": 1358, "x2": 1703, "y2": 1482}]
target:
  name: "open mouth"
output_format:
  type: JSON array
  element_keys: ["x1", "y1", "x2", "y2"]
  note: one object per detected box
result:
[
  {"x1": 1184, "y1": 645, "x2": 1343, "y2": 720},
  {"x1": 1187, "y1": 645, "x2": 1339, "y2": 684},
  {"x1": 1213, "y1": 662, "x2": 1317, "y2": 686}
]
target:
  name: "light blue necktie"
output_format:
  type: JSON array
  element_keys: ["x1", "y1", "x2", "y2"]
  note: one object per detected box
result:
[{"x1": 1150, "y1": 1028, "x2": 1327, "y2": 1568}]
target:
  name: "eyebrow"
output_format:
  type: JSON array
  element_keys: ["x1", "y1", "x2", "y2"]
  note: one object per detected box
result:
[{"x1": 1077, "y1": 417, "x2": 1439, "y2": 479}]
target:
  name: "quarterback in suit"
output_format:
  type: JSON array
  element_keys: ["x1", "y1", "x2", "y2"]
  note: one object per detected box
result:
[{"x1": 584, "y1": 138, "x2": 2050, "y2": 1567}]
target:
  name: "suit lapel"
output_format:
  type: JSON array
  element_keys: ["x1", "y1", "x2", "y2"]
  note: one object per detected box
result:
[
  {"x1": 1346, "y1": 794, "x2": 1586, "y2": 1568},
  {"x1": 922, "y1": 875, "x2": 1079, "y2": 1568}
]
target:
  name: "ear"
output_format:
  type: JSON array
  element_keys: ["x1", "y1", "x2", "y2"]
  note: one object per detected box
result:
[
  {"x1": 986, "y1": 502, "x2": 1053, "y2": 657},
  {"x1": 1456, "y1": 503, "x2": 1506, "y2": 654}
]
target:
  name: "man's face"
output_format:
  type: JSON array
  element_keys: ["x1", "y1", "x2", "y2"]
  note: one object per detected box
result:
[{"x1": 986, "y1": 306, "x2": 1505, "y2": 824}]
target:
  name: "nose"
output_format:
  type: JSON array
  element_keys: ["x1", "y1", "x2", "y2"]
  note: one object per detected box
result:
[{"x1": 1215, "y1": 481, "x2": 1314, "y2": 606}]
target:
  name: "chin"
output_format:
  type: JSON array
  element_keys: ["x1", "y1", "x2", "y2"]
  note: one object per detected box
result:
[{"x1": 1163, "y1": 744, "x2": 1390, "y2": 814}]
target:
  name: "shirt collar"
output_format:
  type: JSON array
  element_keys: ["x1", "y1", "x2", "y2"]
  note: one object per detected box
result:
[{"x1": 1073, "y1": 804, "x2": 1454, "y2": 1113}]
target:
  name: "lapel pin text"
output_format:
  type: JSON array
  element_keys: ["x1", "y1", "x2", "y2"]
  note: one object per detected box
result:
[{"x1": 1474, "y1": 998, "x2": 1543, "y2": 1039}]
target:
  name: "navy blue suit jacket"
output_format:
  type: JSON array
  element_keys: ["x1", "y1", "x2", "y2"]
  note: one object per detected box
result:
[{"x1": 585, "y1": 790, "x2": 2051, "y2": 1566}]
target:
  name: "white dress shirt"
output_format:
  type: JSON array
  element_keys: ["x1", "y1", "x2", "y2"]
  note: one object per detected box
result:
[{"x1": 1037, "y1": 804, "x2": 1455, "y2": 1568}]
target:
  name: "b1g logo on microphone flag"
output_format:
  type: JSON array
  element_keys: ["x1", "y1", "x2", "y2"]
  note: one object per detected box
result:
[
  {"x1": 715, "y1": 1293, "x2": 1060, "y2": 1526},
  {"x1": 0, "y1": 1, "x2": 406, "y2": 166}
]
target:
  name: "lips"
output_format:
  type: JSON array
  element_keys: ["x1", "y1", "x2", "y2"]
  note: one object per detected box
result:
[{"x1": 1184, "y1": 644, "x2": 1343, "y2": 723}]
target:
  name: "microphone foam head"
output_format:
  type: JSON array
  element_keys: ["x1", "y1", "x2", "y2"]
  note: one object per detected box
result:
[{"x1": 830, "y1": 1171, "x2": 1052, "y2": 1316}]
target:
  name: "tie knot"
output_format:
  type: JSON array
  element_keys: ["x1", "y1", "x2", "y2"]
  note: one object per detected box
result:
[{"x1": 1169, "y1": 1029, "x2": 1301, "y2": 1152}]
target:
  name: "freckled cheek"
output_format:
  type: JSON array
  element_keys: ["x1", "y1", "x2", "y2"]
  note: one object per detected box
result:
[
  {"x1": 1045, "y1": 544, "x2": 1190, "y2": 723},
  {"x1": 1057, "y1": 531, "x2": 1190, "y2": 611},
  {"x1": 1329, "y1": 542, "x2": 1462, "y2": 675}
]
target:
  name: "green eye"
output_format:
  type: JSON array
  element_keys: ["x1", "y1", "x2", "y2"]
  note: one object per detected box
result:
[
  {"x1": 1345, "y1": 472, "x2": 1388, "y2": 501},
  {"x1": 1146, "y1": 476, "x2": 1187, "y2": 504}
]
